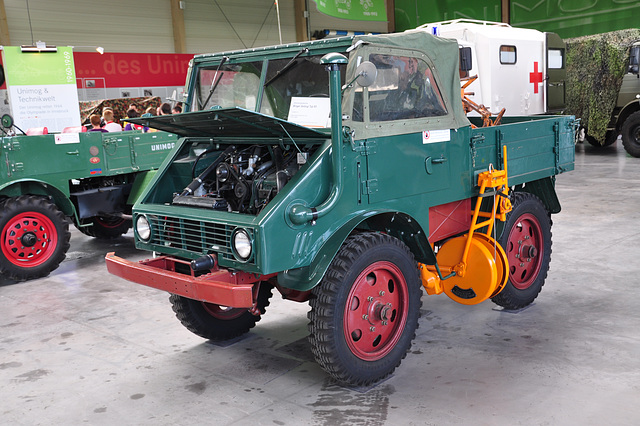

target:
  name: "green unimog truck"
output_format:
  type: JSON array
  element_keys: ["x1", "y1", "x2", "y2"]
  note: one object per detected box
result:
[
  {"x1": 0, "y1": 120, "x2": 177, "y2": 281},
  {"x1": 106, "y1": 30, "x2": 576, "y2": 386}
]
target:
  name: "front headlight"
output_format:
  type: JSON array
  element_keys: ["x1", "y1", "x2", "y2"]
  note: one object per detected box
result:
[
  {"x1": 232, "y1": 228, "x2": 252, "y2": 261},
  {"x1": 136, "y1": 215, "x2": 151, "y2": 242}
]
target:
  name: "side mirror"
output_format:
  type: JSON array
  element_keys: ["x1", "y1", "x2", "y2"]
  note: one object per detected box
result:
[
  {"x1": 628, "y1": 46, "x2": 639, "y2": 75},
  {"x1": 355, "y1": 61, "x2": 377, "y2": 87},
  {"x1": 1, "y1": 114, "x2": 13, "y2": 129},
  {"x1": 459, "y1": 47, "x2": 472, "y2": 72}
]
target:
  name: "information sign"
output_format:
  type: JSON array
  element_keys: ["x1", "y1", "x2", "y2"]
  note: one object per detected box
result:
[{"x1": 2, "y1": 46, "x2": 81, "y2": 132}]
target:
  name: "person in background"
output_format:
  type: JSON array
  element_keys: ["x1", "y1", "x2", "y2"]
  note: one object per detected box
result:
[
  {"x1": 142, "y1": 107, "x2": 156, "y2": 132},
  {"x1": 123, "y1": 109, "x2": 143, "y2": 131},
  {"x1": 102, "y1": 109, "x2": 122, "y2": 132},
  {"x1": 88, "y1": 114, "x2": 109, "y2": 132},
  {"x1": 128, "y1": 103, "x2": 140, "y2": 114},
  {"x1": 172, "y1": 104, "x2": 182, "y2": 114},
  {"x1": 158, "y1": 102, "x2": 172, "y2": 115}
]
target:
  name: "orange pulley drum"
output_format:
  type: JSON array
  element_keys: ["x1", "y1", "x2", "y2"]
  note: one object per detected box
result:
[
  {"x1": 435, "y1": 233, "x2": 508, "y2": 305},
  {"x1": 474, "y1": 233, "x2": 508, "y2": 298}
]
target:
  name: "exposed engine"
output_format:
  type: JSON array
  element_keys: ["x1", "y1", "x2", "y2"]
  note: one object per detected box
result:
[{"x1": 172, "y1": 144, "x2": 310, "y2": 214}]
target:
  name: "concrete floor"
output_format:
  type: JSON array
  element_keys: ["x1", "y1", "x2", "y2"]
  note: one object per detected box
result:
[{"x1": 1, "y1": 141, "x2": 639, "y2": 425}]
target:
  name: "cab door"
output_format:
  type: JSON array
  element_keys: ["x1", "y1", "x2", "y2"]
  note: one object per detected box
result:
[
  {"x1": 546, "y1": 32, "x2": 566, "y2": 112},
  {"x1": 366, "y1": 130, "x2": 450, "y2": 204},
  {"x1": 357, "y1": 49, "x2": 452, "y2": 204}
]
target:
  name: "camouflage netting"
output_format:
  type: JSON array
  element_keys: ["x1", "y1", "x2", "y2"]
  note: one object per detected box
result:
[{"x1": 565, "y1": 29, "x2": 640, "y2": 144}]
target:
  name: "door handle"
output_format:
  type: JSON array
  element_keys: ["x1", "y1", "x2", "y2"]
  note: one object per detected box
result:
[
  {"x1": 425, "y1": 156, "x2": 447, "y2": 174},
  {"x1": 66, "y1": 150, "x2": 79, "y2": 156}
]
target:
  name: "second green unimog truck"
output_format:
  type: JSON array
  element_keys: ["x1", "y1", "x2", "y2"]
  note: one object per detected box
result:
[
  {"x1": 106, "y1": 29, "x2": 576, "y2": 386},
  {"x1": 0, "y1": 116, "x2": 177, "y2": 281}
]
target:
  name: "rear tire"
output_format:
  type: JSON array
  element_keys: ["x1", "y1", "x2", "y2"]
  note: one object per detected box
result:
[
  {"x1": 308, "y1": 232, "x2": 422, "y2": 387},
  {"x1": 585, "y1": 130, "x2": 616, "y2": 147},
  {"x1": 0, "y1": 196, "x2": 70, "y2": 281},
  {"x1": 621, "y1": 111, "x2": 640, "y2": 158},
  {"x1": 491, "y1": 193, "x2": 551, "y2": 310},
  {"x1": 75, "y1": 216, "x2": 131, "y2": 239},
  {"x1": 170, "y1": 282, "x2": 273, "y2": 341}
]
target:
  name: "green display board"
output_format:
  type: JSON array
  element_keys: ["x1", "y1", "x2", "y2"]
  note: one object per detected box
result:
[{"x1": 313, "y1": 0, "x2": 387, "y2": 22}]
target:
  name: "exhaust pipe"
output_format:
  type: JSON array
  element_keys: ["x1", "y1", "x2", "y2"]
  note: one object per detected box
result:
[{"x1": 288, "y1": 52, "x2": 348, "y2": 225}]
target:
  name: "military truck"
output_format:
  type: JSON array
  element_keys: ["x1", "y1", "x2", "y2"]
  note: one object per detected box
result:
[
  {"x1": 565, "y1": 30, "x2": 640, "y2": 156},
  {"x1": 0, "y1": 118, "x2": 177, "y2": 281},
  {"x1": 617, "y1": 41, "x2": 640, "y2": 156},
  {"x1": 106, "y1": 30, "x2": 576, "y2": 386}
]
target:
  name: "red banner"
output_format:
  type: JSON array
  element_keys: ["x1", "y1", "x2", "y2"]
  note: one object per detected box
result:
[{"x1": 73, "y1": 52, "x2": 193, "y2": 87}]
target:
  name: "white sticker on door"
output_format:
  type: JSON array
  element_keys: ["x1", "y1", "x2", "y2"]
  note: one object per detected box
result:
[{"x1": 423, "y1": 129, "x2": 450, "y2": 144}]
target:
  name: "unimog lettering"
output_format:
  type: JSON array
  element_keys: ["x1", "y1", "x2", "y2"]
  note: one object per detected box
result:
[
  {"x1": 106, "y1": 30, "x2": 576, "y2": 387},
  {"x1": 151, "y1": 142, "x2": 176, "y2": 151}
]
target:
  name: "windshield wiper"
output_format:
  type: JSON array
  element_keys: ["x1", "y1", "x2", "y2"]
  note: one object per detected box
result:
[
  {"x1": 201, "y1": 56, "x2": 229, "y2": 109},
  {"x1": 263, "y1": 48, "x2": 309, "y2": 88}
]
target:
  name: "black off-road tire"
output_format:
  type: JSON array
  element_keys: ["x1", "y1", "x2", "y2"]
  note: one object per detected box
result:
[
  {"x1": 308, "y1": 232, "x2": 422, "y2": 387},
  {"x1": 621, "y1": 111, "x2": 640, "y2": 158},
  {"x1": 169, "y1": 282, "x2": 273, "y2": 341},
  {"x1": 586, "y1": 130, "x2": 617, "y2": 148},
  {"x1": 603, "y1": 130, "x2": 618, "y2": 147},
  {"x1": 491, "y1": 192, "x2": 552, "y2": 310},
  {"x1": 0, "y1": 195, "x2": 71, "y2": 281},
  {"x1": 75, "y1": 216, "x2": 131, "y2": 239}
]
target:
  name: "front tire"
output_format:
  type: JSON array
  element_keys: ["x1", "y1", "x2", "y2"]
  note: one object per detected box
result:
[
  {"x1": 0, "y1": 196, "x2": 71, "y2": 281},
  {"x1": 491, "y1": 192, "x2": 552, "y2": 310},
  {"x1": 308, "y1": 232, "x2": 422, "y2": 387},
  {"x1": 170, "y1": 282, "x2": 273, "y2": 341},
  {"x1": 621, "y1": 111, "x2": 640, "y2": 158}
]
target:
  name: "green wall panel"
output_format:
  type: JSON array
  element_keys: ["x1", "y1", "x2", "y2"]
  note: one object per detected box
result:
[
  {"x1": 394, "y1": 1, "x2": 640, "y2": 38},
  {"x1": 511, "y1": 0, "x2": 640, "y2": 39},
  {"x1": 395, "y1": 0, "x2": 502, "y2": 32}
]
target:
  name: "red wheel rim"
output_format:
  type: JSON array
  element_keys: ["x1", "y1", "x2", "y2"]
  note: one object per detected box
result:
[
  {"x1": 95, "y1": 217, "x2": 126, "y2": 228},
  {"x1": 201, "y1": 302, "x2": 246, "y2": 320},
  {"x1": 1, "y1": 212, "x2": 58, "y2": 267},
  {"x1": 343, "y1": 261, "x2": 409, "y2": 361},
  {"x1": 504, "y1": 213, "x2": 543, "y2": 290}
]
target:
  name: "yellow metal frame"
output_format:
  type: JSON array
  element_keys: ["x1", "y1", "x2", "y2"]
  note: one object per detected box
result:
[{"x1": 459, "y1": 145, "x2": 511, "y2": 273}]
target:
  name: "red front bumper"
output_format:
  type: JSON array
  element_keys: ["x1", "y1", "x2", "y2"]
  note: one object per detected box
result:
[{"x1": 105, "y1": 252, "x2": 268, "y2": 308}]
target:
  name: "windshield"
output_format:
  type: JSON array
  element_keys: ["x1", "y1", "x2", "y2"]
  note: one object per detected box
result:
[
  {"x1": 193, "y1": 61, "x2": 263, "y2": 111},
  {"x1": 191, "y1": 54, "x2": 347, "y2": 124},
  {"x1": 260, "y1": 55, "x2": 345, "y2": 121}
]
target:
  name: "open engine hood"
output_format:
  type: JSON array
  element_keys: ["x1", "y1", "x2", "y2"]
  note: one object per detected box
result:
[{"x1": 127, "y1": 107, "x2": 330, "y2": 140}]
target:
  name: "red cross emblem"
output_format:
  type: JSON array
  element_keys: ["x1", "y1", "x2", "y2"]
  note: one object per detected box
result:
[{"x1": 529, "y1": 61, "x2": 543, "y2": 94}]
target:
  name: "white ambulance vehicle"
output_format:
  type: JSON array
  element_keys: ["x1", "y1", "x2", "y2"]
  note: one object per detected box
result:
[{"x1": 418, "y1": 19, "x2": 566, "y2": 117}]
